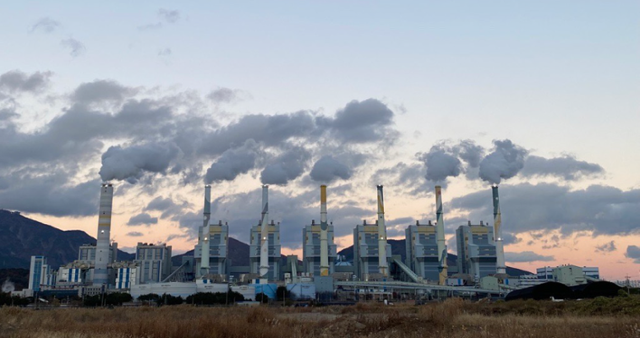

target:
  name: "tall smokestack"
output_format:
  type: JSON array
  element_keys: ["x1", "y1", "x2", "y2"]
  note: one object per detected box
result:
[
  {"x1": 435, "y1": 186, "x2": 448, "y2": 285},
  {"x1": 259, "y1": 185, "x2": 270, "y2": 279},
  {"x1": 492, "y1": 185, "x2": 506, "y2": 275},
  {"x1": 376, "y1": 185, "x2": 388, "y2": 277},
  {"x1": 93, "y1": 183, "x2": 113, "y2": 286},
  {"x1": 319, "y1": 185, "x2": 329, "y2": 276},
  {"x1": 201, "y1": 185, "x2": 211, "y2": 276}
]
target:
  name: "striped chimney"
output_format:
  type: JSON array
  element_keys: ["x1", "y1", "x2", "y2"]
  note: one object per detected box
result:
[
  {"x1": 259, "y1": 185, "x2": 270, "y2": 278},
  {"x1": 376, "y1": 185, "x2": 388, "y2": 276},
  {"x1": 435, "y1": 185, "x2": 448, "y2": 285},
  {"x1": 492, "y1": 185, "x2": 506, "y2": 275},
  {"x1": 319, "y1": 185, "x2": 329, "y2": 276}
]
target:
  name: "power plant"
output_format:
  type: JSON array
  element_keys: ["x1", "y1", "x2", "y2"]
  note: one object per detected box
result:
[{"x1": 20, "y1": 181, "x2": 607, "y2": 303}]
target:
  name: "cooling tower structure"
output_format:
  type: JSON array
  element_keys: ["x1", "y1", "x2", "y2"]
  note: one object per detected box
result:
[
  {"x1": 250, "y1": 185, "x2": 281, "y2": 280},
  {"x1": 492, "y1": 185, "x2": 507, "y2": 275},
  {"x1": 435, "y1": 186, "x2": 448, "y2": 285},
  {"x1": 302, "y1": 185, "x2": 337, "y2": 276},
  {"x1": 194, "y1": 185, "x2": 229, "y2": 278},
  {"x1": 93, "y1": 183, "x2": 113, "y2": 286},
  {"x1": 377, "y1": 185, "x2": 389, "y2": 277}
]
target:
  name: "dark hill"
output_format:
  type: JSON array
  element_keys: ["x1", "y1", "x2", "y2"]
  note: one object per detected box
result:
[
  {"x1": 0, "y1": 209, "x2": 134, "y2": 269},
  {"x1": 337, "y1": 239, "x2": 532, "y2": 276}
]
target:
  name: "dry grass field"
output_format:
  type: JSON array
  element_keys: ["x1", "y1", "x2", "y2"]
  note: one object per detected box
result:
[{"x1": 1, "y1": 298, "x2": 640, "y2": 338}]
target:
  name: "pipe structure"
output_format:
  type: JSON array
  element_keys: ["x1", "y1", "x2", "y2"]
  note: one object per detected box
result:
[
  {"x1": 200, "y1": 185, "x2": 211, "y2": 276},
  {"x1": 376, "y1": 185, "x2": 388, "y2": 277},
  {"x1": 492, "y1": 185, "x2": 506, "y2": 275},
  {"x1": 93, "y1": 183, "x2": 113, "y2": 286},
  {"x1": 259, "y1": 185, "x2": 270, "y2": 278},
  {"x1": 319, "y1": 185, "x2": 329, "y2": 276},
  {"x1": 435, "y1": 186, "x2": 448, "y2": 285}
]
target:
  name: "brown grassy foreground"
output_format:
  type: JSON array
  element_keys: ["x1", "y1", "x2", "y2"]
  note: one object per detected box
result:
[{"x1": 1, "y1": 299, "x2": 640, "y2": 338}]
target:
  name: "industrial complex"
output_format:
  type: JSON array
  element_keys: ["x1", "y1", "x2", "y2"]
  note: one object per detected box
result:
[{"x1": 20, "y1": 183, "x2": 612, "y2": 302}]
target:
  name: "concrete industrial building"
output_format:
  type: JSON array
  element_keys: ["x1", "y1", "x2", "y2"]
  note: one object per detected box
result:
[
  {"x1": 405, "y1": 186, "x2": 449, "y2": 284},
  {"x1": 302, "y1": 185, "x2": 337, "y2": 277},
  {"x1": 134, "y1": 243, "x2": 172, "y2": 284},
  {"x1": 194, "y1": 185, "x2": 229, "y2": 279},
  {"x1": 405, "y1": 221, "x2": 439, "y2": 281},
  {"x1": 353, "y1": 185, "x2": 392, "y2": 280},
  {"x1": 302, "y1": 220, "x2": 337, "y2": 276},
  {"x1": 78, "y1": 243, "x2": 118, "y2": 265},
  {"x1": 456, "y1": 221, "x2": 498, "y2": 280},
  {"x1": 249, "y1": 185, "x2": 281, "y2": 281},
  {"x1": 28, "y1": 256, "x2": 50, "y2": 292}
]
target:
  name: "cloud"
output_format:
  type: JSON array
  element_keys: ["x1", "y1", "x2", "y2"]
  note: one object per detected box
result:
[
  {"x1": 521, "y1": 155, "x2": 604, "y2": 180},
  {"x1": 0, "y1": 70, "x2": 52, "y2": 94},
  {"x1": 145, "y1": 196, "x2": 187, "y2": 219},
  {"x1": 505, "y1": 251, "x2": 554, "y2": 262},
  {"x1": 204, "y1": 140, "x2": 261, "y2": 183},
  {"x1": 478, "y1": 139, "x2": 527, "y2": 184},
  {"x1": 595, "y1": 241, "x2": 616, "y2": 253},
  {"x1": 126, "y1": 231, "x2": 144, "y2": 237},
  {"x1": 158, "y1": 9, "x2": 180, "y2": 23},
  {"x1": 418, "y1": 145, "x2": 462, "y2": 183},
  {"x1": 127, "y1": 213, "x2": 158, "y2": 226},
  {"x1": 72, "y1": 80, "x2": 137, "y2": 105},
  {"x1": 319, "y1": 98, "x2": 398, "y2": 144},
  {"x1": 372, "y1": 162, "x2": 431, "y2": 195},
  {"x1": 207, "y1": 87, "x2": 240, "y2": 104},
  {"x1": 60, "y1": 38, "x2": 86, "y2": 57},
  {"x1": 626, "y1": 245, "x2": 640, "y2": 263},
  {"x1": 449, "y1": 182, "x2": 640, "y2": 237},
  {"x1": 0, "y1": 174, "x2": 99, "y2": 217},
  {"x1": 453, "y1": 140, "x2": 485, "y2": 168},
  {"x1": 99, "y1": 142, "x2": 181, "y2": 183},
  {"x1": 260, "y1": 146, "x2": 310, "y2": 185},
  {"x1": 309, "y1": 155, "x2": 352, "y2": 183},
  {"x1": 29, "y1": 17, "x2": 61, "y2": 33}
]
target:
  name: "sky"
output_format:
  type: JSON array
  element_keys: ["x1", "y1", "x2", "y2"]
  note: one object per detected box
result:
[{"x1": 0, "y1": 1, "x2": 639, "y2": 280}]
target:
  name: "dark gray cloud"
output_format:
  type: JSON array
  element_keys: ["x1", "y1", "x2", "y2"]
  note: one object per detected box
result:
[
  {"x1": 418, "y1": 145, "x2": 462, "y2": 183},
  {"x1": 505, "y1": 251, "x2": 554, "y2": 262},
  {"x1": 595, "y1": 241, "x2": 616, "y2": 253},
  {"x1": 198, "y1": 111, "x2": 315, "y2": 156},
  {"x1": 145, "y1": 196, "x2": 188, "y2": 219},
  {"x1": 204, "y1": 140, "x2": 261, "y2": 183},
  {"x1": 450, "y1": 182, "x2": 640, "y2": 236},
  {"x1": 453, "y1": 140, "x2": 484, "y2": 168},
  {"x1": 126, "y1": 231, "x2": 144, "y2": 237},
  {"x1": 371, "y1": 162, "x2": 432, "y2": 195},
  {"x1": 319, "y1": 98, "x2": 398, "y2": 144},
  {"x1": 502, "y1": 232, "x2": 521, "y2": 245},
  {"x1": 626, "y1": 245, "x2": 640, "y2": 263},
  {"x1": 127, "y1": 213, "x2": 158, "y2": 226},
  {"x1": 260, "y1": 146, "x2": 311, "y2": 185},
  {"x1": 207, "y1": 87, "x2": 239, "y2": 103},
  {"x1": 72, "y1": 80, "x2": 137, "y2": 104},
  {"x1": 0, "y1": 174, "x2": 99, "y2": 217},
  {"x1": 158, "y1": 9, "x2": 180, "y2": 23},
  {"x1": 100, "y1": 142, "x2": 181, "y2": 183},
  {"x1": 309, "y1": 155, "x2": 352, "y2": 183},
  {"x1": 479, "y1": 139, "x2": 528, "y2": 184},
  {"x1": 0, "y1": 70, "x2": 52, "y2": 94},
  {"x1": 521, "y1": 155, "x2": 604, "y2": 180},
  {"x1": 60, "y1": 38, "x2": 86, "y2": 57},
  {"x1": 29, "y1": 17, "x2": 61, "y2": 33}
]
